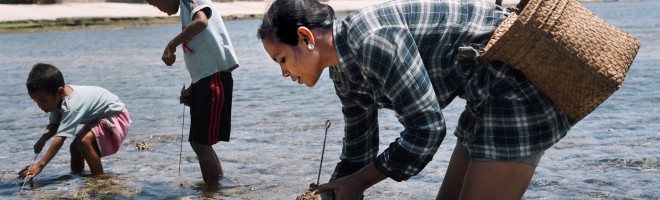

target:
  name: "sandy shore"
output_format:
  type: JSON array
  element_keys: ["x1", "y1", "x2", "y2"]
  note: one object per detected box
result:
[
  {"x1": 0, "y1": 0, "x2": 522, "y2": 22},
  {"x1": 0, "y1": 0, "x2": 520, "y2": 34}
]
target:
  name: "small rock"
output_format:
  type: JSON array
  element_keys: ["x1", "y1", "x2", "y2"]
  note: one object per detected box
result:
[{"x1": 135, "y1": 141, "x2": 149, "y2": 150}]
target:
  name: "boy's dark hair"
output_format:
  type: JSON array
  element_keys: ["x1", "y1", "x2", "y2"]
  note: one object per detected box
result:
[
  {"x1": 257, "y1": 0, "x2": 335, "y2": 45},
  {"x1": 26, "y1": 63, "x2": 65, "y2": 96}
]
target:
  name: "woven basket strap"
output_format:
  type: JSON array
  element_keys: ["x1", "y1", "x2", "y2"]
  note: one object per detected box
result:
[
  {"x1": 516, "y1": 0, "x2": 530, "y2": 12},
  {"x1": 496, "y1": 0, "x2": 530, "y2": 14}
]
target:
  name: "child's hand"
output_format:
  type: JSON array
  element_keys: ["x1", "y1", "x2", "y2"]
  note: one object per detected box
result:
[
  {"x1": 180, "y1": 84, "x2": 191, "y2": 106},
  {"x1": 34, "y1": 139, "x2": 46, "y2": 154},
  {"x1": 18, "y1": 164, "x2": 43, "y2": 181},
  {"x1": 162, "y1": 44, "x2": 177, "y2": 66}
]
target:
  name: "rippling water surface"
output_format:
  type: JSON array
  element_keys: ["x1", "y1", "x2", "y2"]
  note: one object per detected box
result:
[{"x1": 0, "y1": 1, "x2": 658, "y2": 199}]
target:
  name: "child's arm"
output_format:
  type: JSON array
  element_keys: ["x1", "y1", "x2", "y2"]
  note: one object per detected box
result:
[
  {"x1": 34, "y1": 124, "x2": 58, "y2": 154},
  {"x1": 18, "y1": 136, "x2": 66, "y2": 180},
  {"x1": 162, "y1": 10, "x2": 210, "y2": 66}
]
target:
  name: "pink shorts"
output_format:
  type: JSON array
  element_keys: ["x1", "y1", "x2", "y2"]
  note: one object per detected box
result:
[{"x1": 80, "y1": 109, "x2": 131, "y2": 157}]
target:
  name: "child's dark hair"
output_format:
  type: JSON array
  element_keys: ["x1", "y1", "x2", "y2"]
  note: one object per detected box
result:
[
  {"x1": 26, "y1": 63, "x2": 65, "y2": 96},
  {"x1": 257, "y1": 0, "x2": 335, "y2": 45}
]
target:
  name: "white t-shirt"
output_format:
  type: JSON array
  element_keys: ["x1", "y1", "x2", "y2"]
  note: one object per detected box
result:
[
  {"x1": 180, "y1": 0, "x2": 239, "y2": 83},
  {"x1": 49, "y1": 85, "x2": 125, "y2": 137}
]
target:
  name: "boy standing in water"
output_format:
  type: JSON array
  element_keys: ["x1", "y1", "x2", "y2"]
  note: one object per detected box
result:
[
  {"x1": 145, "y1": 0, "x2": 239, "y2": 189},
  {"x1": 19, "y1": 63, "x2": 131, "y2": 180}
]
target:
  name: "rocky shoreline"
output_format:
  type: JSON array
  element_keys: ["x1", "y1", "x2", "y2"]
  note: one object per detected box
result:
[
  {"x1": 0, "y1": 0, "x2": 613, "y2": 35},
  {"x1": 0, "y1": 16, "x2": 178, "y2": 34},
  {"x1": 0, "y1": 13, "x2": 277, "y2": 34}
]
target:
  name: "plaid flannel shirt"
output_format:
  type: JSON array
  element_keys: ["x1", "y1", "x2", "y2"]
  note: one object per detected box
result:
[{"x1": 329, "y1": 0, "x2": 507, "y2": 181}]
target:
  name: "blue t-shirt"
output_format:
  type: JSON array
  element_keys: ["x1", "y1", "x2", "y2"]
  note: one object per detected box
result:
[
  {"x1": 180, "y1": 0, "x2": 239, "y2": 83},
  {"x1": 49, "y1": 85, "x2": 125, "y2": 137}
]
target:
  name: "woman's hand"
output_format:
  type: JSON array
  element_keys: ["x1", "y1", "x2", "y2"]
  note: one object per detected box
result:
[
  {"x1": 316, "y1": 163, "x2": 387, "y2": 199},
  {"x1": 315, "y1": 174, "x2": 366, "y2": 200}
]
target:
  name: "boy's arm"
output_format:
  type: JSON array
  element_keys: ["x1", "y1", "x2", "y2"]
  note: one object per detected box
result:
[
  {"x1": 162, "y1": 10, "x2": 209, "y2": 66},
  {"x1": 19, "y1": 136, "x2": 66, "y2": 180},
  {"x1": 34, "y1": 124, "x2": 59, "y2": 154},
  {"x1": 35, "y1": 136, "x2": 66, "y2": 169}
]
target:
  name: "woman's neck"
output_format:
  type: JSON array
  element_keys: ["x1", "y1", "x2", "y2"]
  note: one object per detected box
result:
[{"x1": 317, "y1": 29, "x2": 340, "y2": 67}]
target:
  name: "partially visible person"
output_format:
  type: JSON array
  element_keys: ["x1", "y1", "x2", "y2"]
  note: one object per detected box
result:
[
  {"x1": 257, "y1": 0, "x2": 574, "y2": 199},
  {"x1": 146, "y1": 0, "x2": 239, "y2": 190},
  {"x1": 19, "y1": 63, "x2": 131, "y2": 180}
]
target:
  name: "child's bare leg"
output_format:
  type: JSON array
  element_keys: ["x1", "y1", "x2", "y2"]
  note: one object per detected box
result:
[
  {"x1": 79, "y1": 131, "x2": 103, "y2": 177},
  {"x1": 70, "y1": 134, "x2": 85, "y2": 174},
  {"x1": 190, "y1": 141, "x2": 220, "y2": 188},
  {"x1": 213, "y1": 150, "x2": 223, "y2": 178}
]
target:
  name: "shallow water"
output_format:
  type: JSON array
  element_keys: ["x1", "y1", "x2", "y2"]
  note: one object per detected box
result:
[{"x1": 0, "y1": 1, "x2": 658, "y2": 199}]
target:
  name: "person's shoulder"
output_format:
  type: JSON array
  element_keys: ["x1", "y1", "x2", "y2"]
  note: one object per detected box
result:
[
  {"x1": 71, "y1": 85, "x2": 102, "y2": 90},
  {"x1": 189, "y1": 0, "x2": 214, "y2": 8},
  {"x1": 71, "y1": 85, "x2": 113, "y2": 93}
]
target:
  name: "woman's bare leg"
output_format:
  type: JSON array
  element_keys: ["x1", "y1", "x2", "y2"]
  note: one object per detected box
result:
[
  {"x1": 459, "y1": 160, "x2": 536, "y2": 200},
  {"x1": 437, "y1": 142, "x2": 470, "y2": 200}
]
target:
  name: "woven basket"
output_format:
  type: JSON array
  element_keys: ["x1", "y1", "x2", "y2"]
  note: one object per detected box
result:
[{"x1": 482, "y1": 0, "x2": 640, "y2": 121}]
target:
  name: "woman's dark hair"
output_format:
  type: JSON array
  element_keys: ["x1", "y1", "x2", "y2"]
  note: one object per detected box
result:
[
  {"x1": 26, "y1": 63, "x2": 65, "y2": 96},
  {"x1": 257, "y1": 0, "x2": 335, "y2": 45}
]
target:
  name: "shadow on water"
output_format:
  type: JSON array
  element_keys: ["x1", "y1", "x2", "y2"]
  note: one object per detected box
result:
[
  {"x1": 6, "y1": 173, "x2": 251, "y2": 199},
  {"x1": 1, "y1": 174, "x2": 79, "y2": 198}
]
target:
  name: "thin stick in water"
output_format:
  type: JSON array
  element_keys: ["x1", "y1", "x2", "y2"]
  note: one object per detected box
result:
[
  {"x1": 179, "y1": 84, "x2": 185, "y2": 175},
  {"x1": 20, "y1": 152, "x2": 40, "y2": 194}
]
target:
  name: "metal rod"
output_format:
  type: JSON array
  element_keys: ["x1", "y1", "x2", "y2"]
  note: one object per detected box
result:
[{"x1": 316, "y1": 120, "x2": 331, "y2": 185}]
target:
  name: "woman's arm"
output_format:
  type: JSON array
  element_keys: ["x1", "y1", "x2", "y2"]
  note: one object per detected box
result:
[{"x1": 354, "y1": 28, "x2": 446, "y2": 181}]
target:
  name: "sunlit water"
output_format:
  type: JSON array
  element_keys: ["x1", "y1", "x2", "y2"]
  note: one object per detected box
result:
[{"x1": 0, "y1": 1, "x2": 658, "y2": 199}]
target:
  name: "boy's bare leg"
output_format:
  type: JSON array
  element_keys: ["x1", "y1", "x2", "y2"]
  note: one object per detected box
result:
[
  {"x1": 190, "y1": 141, "x2": 220, "y2": 188},
  {"x1": 70, "y1": 135, "x2": 85, "y2": 174},
  {"x1": 79, "y1": 131, "x2": 104, "y2": 177},
  {"x1": 214, "y1": 151, "x2": 224, "y2": 178}
]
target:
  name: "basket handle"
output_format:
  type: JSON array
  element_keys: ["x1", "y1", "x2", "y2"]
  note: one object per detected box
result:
[
  {"x1": 497, "y1": 0, "x2": 530, "y2": 14},
  {"x1": 516, "y1": 0, "x2": 530, "y2": 12}
]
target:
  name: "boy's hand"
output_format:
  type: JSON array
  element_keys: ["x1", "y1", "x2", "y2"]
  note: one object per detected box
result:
[
  {"x1": 180, "y1": 84, "x2": 191, "y2": 106},
  {"x1": 34, "y1": 138, "x2": 46, "y2": 154},
  {"x1": 18, "y1": 164, "x2": 43, "y2": 181},
  {"x1": 162, "y1": 44, "x2": 177, "y2": 66}
]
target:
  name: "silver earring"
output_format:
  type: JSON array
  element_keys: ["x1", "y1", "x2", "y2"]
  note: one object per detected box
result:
[{"x1": 307, "y1": 43, "x2": 314, "y2": 50}]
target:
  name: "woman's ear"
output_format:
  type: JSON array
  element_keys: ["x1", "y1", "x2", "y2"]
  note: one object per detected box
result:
[{"x1": 297, "y1": 26, "x2": 315, "y2": 46}]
